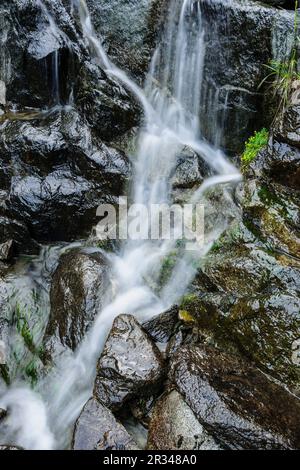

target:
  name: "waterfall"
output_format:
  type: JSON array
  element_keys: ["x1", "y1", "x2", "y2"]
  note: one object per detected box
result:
[{"x1": 0, "y1": 0, "x2": 241, "y2": 449}]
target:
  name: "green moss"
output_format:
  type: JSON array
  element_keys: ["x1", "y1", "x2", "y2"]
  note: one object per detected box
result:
[
  {"x1": 158, "y1": 251, "x2": 178, "y2": 286},
  {"x1": 241, "y1": 128, "x2": 269, "y2": 168}
]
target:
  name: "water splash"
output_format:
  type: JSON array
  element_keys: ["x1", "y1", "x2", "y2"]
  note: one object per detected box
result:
[{"x1": 0, "y1": 0, "x2": 241, "y2": 449}]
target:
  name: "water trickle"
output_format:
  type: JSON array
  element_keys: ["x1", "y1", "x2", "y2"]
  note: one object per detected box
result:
[
  {"x1": 37, "y1": 0, "x2": 62, "y2": 105},
  {"x1": 0, "y1": 0, "x2": 241, "y2": 449}
]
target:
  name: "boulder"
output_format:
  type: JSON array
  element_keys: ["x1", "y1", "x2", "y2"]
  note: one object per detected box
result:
[
  {"x1": 45, "y1": 248, "x2": 110, "y2": 351},
  {"x1": 147, "y1": 390, "x2": 221, "y2": 450},
  {"x1": 185, "y1": 232, "x2": 300, "y2": 387},
  {"x1": 169, "y1": 345, "x2": 300, "y2": 449},
  {"x1": 94, "y1": 314, "x2": 165, "y2": 410},
  {"x1": 72, "y1": 397, "x2": 139, "y2": 450}
]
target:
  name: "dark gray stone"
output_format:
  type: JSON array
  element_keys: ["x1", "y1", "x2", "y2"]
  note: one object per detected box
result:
[
  {"x1": 147, "y1": 390, "x2": 221, "y2": 450},
  {"x1": 94, "y1": 314, "x2": 165, "y2": 411},
  {"x1": 45, "y1": 248, "x2": 110, "y2": 351},
  {"x1": 143, "y1": 306, "x2": 179, "y2": 343},
  {"x1": 72, "y1": 398, "x2": 139, "y2": 450}
]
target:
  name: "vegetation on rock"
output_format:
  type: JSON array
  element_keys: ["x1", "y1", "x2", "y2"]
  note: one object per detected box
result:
[{"x1": 241, "y1": 128, "x2": 269, "y2": 168}]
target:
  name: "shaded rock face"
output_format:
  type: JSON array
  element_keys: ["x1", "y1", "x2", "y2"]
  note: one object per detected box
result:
[
  {"x1": 169, "y1": 345, "x2": 300, "y2": 450},
  {"x1": 72, "y1": 397, "x2": 138, "y2": 450},
  {"x1": 198, "y1": 0, "x2": 295, "y2": 153},
  {"x1": 147, "y1": 390, "x2": 221, "y2": 450},
  {"x1": 142, "y1": 305, "x2": 179, "y2": 343},
  {"x1": 252, "y1": 0, "x2": 296, "y2": 8},
  {"x1": 0, "y1": 0, "x2": 141, "y2": 255},
  {"x1": 184, "y1": 103, "x2": 300, "y2": 390},
  {"x1": 94, "y1": 314, "x2": 165, "y2": 411},
  {"x1": 86, "y1": 0, "x2": 163, "y2": 79},
  {"x1": 45, "y1": 248, "x2": 110, "y2": 351},
  {"x1": 0, "y1": 409, "x2": 6, "y2": 421}
]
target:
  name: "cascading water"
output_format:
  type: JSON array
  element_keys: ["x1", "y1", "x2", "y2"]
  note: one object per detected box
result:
[{"x1": 0, "y1": 0, "x2": 241, "y2": 449}]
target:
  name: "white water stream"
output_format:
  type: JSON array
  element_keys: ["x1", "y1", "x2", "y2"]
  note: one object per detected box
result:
[{"x1": 0, "y1": 0, "x2": 241, "y2": 449}]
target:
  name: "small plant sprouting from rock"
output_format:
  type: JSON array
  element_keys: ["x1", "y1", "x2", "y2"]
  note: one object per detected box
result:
[{"x1": 241, "y1": 128, "x2": 269, "y2": 168}]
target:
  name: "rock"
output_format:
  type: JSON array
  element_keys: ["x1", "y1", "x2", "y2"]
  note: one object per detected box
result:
[
  {"x1": 0, "y1": 445, "x2": 22, "y2": 450},
  {"x1": 0, "y1": 0, "x2": 138, "y2": 135},
  {"x1": 248, "y1": 143, "x2": 300, "y2": 191},
  {"x1": 0, "y1": 216, "x2": 39, "y2": 256},
  {"x1": 185, "y1": 240, "x2": 300, "y2": 387},
  {"x1": 86, "y1": 0, "x2": 163, "y2": 78},
  {"x1": 0, "y1": 0, "x2": 142, "y2": 254},
  {"x1": 45, "y1": 248, "x2": 110, "y2": 351},
  {"x1": 169, "y1": 345, "x2": 300, "y2": 450},
  {"x1": 0, "y1": 109, "x2": 131, "y2": 245},
  {"x1": 166, "y1": 330, "x2": 186, "y2": 358},
  {"x1": 0, "y1": 81, "x2": 5, "y2": 106},
  {"x1": 0, "y1": 240, "x2": 15, "y2": 262},
  {"x1": 170, "y1": 148, "x2": 211, "y2": 202},
  {"x1": 0, "y1": 408, "x2": 6, "y2": 421},
  {"x1": 226, "y1": 293, "x2": 300, "y2": 388},
  {"x1": 74, "y1": 60, "x2": 139, "y2": 142},
  {"x1": 94, "y1": 314, "x2": 165, "y2": 411},
  {"x1": 129, "y1": 395, "x2": 156, "y2": 428},
  {"x1": 198, "y1": 0, "x2": 295, "y2": 153},
  {"x1": 147, "y1": 390, "x2": 221, "y2": 450},
  {"x1": 253, "y1": 1, "x2": 296, "y2": 8},
  {"x1": 142, "y1": 306, "x2": 179, "y2": 343},
  {"x1": 72, "y1": 397, "x2": 138, "y2": 450}
]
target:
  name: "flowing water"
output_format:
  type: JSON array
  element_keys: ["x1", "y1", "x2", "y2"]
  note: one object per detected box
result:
[{"x1": 0, "y1": 0, "x2": 241, "y2": 449}]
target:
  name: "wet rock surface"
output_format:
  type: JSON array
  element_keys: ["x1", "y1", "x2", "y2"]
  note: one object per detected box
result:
[
  {"x1": 72, "y1": 397, "x2": 139, "y2": 450},
  {"x1": 0, "y1": 409, "x2": 6, "y2": 421},
  {"x1": 147, "y1": 390, "x2": 221, "y2": 450},
  {"x1": 45, "y1": 248, "x2": 110, "y2": 351},
  {"x1": 94, "y1": 314, "x2": 165, "y2": 411},
  {"x1": 142, "y1": 306, "x2": 179, "y2": 343},
  {"x1": 169, "y1": 345, "x2": 300, "y2": 450},
  {"x1": 184, "y1": 102, "x2": 300, "y2": 390},
  {"x1": 86, "y1": 0, "x2": 163, "y2": 78}
]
